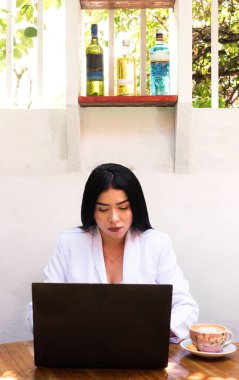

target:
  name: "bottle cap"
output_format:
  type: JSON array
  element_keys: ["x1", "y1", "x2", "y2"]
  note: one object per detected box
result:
[
  {"x1": 156, "y1": 29, "x2": 163, "y2": 38},
  {"x1": 91, "y1": 24, "x2": 98, "y2": 37},
  {"x1": 122, "y1": 39, "x2": 130, "y2": 47},
  {"x1": 156, "y1": 33, "x2": 164, "y2": 41}
]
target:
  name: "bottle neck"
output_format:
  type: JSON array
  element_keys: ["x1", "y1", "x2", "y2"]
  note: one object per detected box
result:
[
  {"x1": 122, "y1": 45, "x2": 130, "y2": 55},
  {"x1": 91, "y1": 36, "x2": 98, "y2": 44},
  {"x1": 156, "y1": 37, "x2": 164, "y2": 44}
]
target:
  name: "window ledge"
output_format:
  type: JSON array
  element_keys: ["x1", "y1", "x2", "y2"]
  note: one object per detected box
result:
[
  {"x1": 79, "y1": 1, "x2": 176, "y2": 9},
  {"x1": 78, "y1": 95, "x2": 178, "y2": 107}
]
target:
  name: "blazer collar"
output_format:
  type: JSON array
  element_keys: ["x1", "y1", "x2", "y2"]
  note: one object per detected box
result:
[
  {"x1": 122, "y1": 229, "x2": 140, "y2": 284},
  {"x1": 92, "y1": 227, "x2": 140, "y2": 284},
  {"x1": 92, "y1": 228, "x2": 108, "y2": 283}
]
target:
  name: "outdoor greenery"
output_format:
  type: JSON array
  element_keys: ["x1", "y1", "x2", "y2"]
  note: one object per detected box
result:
[
  {"x1": 1, "y1": 1, "x2": 239, "y2": 108},
  {"x1": 0, "y1": 0, "x2": 61, "y2": 107},
  {"x1": 0, "y1": 0, "x2": 61, "y2": 68},
  {"x1": 193, "y1": 0, "x2": 239, "y2": 108}
]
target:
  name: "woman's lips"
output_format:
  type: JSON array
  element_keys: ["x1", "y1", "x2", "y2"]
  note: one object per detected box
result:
[{"x1": 108, "y1": 227, "x2": 123, "y2": 232}]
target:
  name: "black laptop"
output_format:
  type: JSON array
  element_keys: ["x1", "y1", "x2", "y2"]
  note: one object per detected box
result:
[{"x1": 32, "y1": 283, "x2": 172, "y2": 369}]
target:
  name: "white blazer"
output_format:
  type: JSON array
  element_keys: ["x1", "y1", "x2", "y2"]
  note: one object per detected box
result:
[{"x1": 28, "y1": 228, "x2": 199, "y2": 342}]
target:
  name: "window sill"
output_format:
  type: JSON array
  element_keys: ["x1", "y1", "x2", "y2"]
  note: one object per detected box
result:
[
  {"x1": 79, "y1": 1, "x2": 176, "y2": 9},
  {"x1": 78, "y1": 95, "x2": 178, "y2": 107}
]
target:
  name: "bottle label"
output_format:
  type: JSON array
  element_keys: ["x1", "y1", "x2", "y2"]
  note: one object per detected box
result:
[
  {"x1": 87, "y1": 54, "x2": 103, "y2": 81},
  {"x1": 150, "y1": 50, "x2": 169, "y2": 62}
]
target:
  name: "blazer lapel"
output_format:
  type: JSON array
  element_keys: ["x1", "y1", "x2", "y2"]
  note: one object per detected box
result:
[
  {"x1": 92, "y1": 228, "x2": 108, "y2": 283},
  {"x1": 123, "y1": 230, "x2": 140, "y2": 284},
  {"x1": 92, "y1": 228, "x2": 140, "y2": 284}
]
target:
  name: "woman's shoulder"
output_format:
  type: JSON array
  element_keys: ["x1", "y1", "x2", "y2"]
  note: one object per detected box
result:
[
  {"x1": 141, "y1": 228, "x2": 169, "y2": 239},
  {"x1": 138, "y1": 228, "x2": 171, "y2": 249},
  {"x1": 58, "y1": 227, "x2": 91, "y2": 244},
  {"x1": 60, "y1": 227, "x2": 86, "y2": 235}
]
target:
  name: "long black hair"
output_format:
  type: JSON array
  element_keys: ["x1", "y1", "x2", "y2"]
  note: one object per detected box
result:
[{"x1": 81, "y1": 163, "x2": 152, "y2": 232}]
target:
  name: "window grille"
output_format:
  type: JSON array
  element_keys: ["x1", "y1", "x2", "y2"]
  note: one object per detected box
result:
[
  {"x1": 80, "y1": 8, "x2": 172, "y2": 96},
  {"x1": 0, "y1": 0, "x2": 65, "y2": 109},
  {"x1": 193, "y1": 0, "x2": 239, "y2": 108}
]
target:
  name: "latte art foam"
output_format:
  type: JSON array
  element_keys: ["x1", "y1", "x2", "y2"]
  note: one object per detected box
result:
[{"x1": 197, "y1": 326, "x2": 223, "y2": 333}]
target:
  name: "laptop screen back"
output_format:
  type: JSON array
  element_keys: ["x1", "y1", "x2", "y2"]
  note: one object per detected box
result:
[{"x1": 32, "y1": 283, "x2": 172, "y2": 369}]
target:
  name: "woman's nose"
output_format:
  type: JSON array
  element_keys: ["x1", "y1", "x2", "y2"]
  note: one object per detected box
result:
[{"x1": 109, "y1": 208, "x2": 120, "y2": 223}]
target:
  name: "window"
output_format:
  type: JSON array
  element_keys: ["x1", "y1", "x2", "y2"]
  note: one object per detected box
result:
[
  {"x1": 192, "y1": 0, "x2": 239, "y2": 108},
  {"x1": 81, "y1": 8, "x2": 170, "y2": 96},
  {"x1": 0, "y1": 0, "x2": 65, "y2": 109}
]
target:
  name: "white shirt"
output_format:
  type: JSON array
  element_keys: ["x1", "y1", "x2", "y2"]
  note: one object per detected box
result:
[{"x1": 28, "y1": 227, "x2": 199, "y2": 342}]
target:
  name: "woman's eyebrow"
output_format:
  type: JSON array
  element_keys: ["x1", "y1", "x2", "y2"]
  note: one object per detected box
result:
[
  {"x1": 116, "y1": 199, "x2": 129, "y2": 205},
  {"x1": 96, "y1": 199, "x2": 129, "y2": 206}
]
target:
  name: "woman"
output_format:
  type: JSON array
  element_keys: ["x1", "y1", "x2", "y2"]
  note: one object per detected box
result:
[{"x1": 28, "y1": 163, "x2": 199, "y2": 342}]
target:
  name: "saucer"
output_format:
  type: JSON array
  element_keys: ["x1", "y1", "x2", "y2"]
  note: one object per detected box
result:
[{"x1": 180, "y1": 339, "x2": 237, "y2": 358}]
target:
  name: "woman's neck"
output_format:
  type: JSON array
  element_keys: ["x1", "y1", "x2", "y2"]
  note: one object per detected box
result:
[
  {"x1": 99, "y1": 228, "x2": 127, "y2": 249},
  {"x1": 102, "y1": 235, "x2": 125, "y2": 250},
  {"x1": 101, "y1": 236, "x2": 125, "y2": 284}
]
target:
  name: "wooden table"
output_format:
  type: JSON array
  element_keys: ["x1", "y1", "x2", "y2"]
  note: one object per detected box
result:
[{"x1": 0, "y1": 341, "x2": 238, "y2": 379}]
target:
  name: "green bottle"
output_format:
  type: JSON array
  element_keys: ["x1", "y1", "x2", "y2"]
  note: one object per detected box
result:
[{"x1": 86, "y1": 24, "x2": 104, "y2": 96}]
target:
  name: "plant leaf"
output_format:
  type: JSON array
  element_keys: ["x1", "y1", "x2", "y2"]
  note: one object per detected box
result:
[
  {"x1": 24, "y1": 26, "x2": 37, "y2": 38},
  {"x1": 13, "y1": 47, "x2": 22, "y2": 58}
]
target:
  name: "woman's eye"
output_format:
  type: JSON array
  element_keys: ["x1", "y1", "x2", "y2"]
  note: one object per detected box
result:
[
  {"x1": 99, "y1": 208, "x2": 108, "y2": 212},
  {"x1": 119, "y1": 206, "x2": 129, "y2": 210}
]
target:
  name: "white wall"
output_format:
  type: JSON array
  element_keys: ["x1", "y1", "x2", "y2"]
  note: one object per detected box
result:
[
  {"x1": 1, "y1": 0, "x2": 239, "y2": 345},
  {"x1": 1, "y1": 107, "x2": 239, "y2": 343},
  {"x1": 191, "y1": 109, "x2": 239, "y2": 172},
  {"x1": 79, "y1": 107, "x2": 175, "y2": 171},
  {"x1": 0, "y1": 110, "x2": 68, "y2": 175}
]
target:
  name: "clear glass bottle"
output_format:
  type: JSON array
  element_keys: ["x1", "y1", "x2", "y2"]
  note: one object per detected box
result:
[
  {"x1": 116, "y1": 39, "x2": 136, "y2": 96},
  {"x1": 150, "y1": 30, "x2": 170, "y2": 95},
  {"x1": 86, "y1": 24, "x2": 104, "y2": 96}
]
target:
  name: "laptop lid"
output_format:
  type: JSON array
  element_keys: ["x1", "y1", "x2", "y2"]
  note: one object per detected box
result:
[{"x1": 32, "y1": 283, "x2": 172, "y2": 369}]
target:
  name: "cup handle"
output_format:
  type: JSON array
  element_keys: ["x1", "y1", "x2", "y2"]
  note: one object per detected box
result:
[{"x1": 224, "y1": 330, "x2": 233, "y2": 347}]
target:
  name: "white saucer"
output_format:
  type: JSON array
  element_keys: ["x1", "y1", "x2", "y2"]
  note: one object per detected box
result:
[{"x1": 180, "y1": 339, "x2": 237, "y2": 358}]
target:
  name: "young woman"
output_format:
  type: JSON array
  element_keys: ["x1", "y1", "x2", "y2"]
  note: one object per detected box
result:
[{"x1": 28, "y1": 163, "x2": 199, "y2": 342}]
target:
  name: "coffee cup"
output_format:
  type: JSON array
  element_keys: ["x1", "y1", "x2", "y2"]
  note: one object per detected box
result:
[{"x1": 189, "y1": 323, "x2": 233, "y2": 353}]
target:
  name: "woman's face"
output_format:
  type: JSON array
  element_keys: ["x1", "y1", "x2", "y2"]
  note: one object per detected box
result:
[{"x1": 94, "y1": 188, "x2": 133, "y2": 242}]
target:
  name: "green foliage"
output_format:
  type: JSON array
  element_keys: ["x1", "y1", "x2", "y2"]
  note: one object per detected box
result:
[
  {"x1": 0, "y1": 0, "x2": 62, "y2": 108},
  {"x1": 192, "y1": 82, "x2": 211, "y2": 108},
  {"x1": 193, "y1": 0, "x2": 239, "y2": 108},
  {"x1": 192, "y1": 0, "x2": 211, "y2": 108},
  {"x1": 44, "y1": 0, "x2": 61, "y2": 10},
  {"x1": 24, "y1": 26, "x2": 37, "y2": 37},
  {"x1": 0, "y1": 0, "x2": 61, "y2": 72}
]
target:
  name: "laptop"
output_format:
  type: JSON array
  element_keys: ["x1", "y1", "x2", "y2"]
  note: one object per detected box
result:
[{"x1": 32, "y1": 283, "x2": 172, "y2": 369}]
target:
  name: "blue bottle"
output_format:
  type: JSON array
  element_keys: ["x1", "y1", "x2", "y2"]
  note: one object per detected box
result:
[{"x1": 150, "y1": 30, "x2": 170, "y2": 95}]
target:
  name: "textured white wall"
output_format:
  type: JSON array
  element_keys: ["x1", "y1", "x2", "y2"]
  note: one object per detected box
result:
[
  {"x1": 191, "y1": 109, "x2": 239, "y2": 172},
  {"x1": 1, "y1": 108, "x2": 239, "y2": 343},
  {"x1": 2, "y1": 0, "x2": 238, "y2": 346},
  {"x1": 80, "y1": 107, "x2": 175, "y2": 172},
  {"x1": 0, "y1": 110, "x2": 68, "y2": 175}
]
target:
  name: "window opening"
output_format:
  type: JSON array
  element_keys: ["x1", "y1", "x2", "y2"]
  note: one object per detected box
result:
[
  {"x1": 82, "y1": 8, "x2": 169, "y2": 96},
  {"x1": 193, "y1": 0, "x2": 239, "y2": 108},
  {"x1": 0, "y1": 0, "x2": 65, "y2": 109},
  {"x1": 192, "y1": 0, "x2": 212, "y2": 108},
  {"x1": 218, "y1": 0, "x2": 239, "y2": 108}
]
